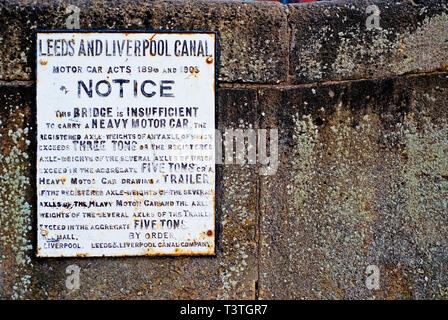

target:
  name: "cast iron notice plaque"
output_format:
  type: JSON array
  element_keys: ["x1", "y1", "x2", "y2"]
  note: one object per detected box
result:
[{"x1": 36, "y1": 31, "x2": 216, "y2": 257}]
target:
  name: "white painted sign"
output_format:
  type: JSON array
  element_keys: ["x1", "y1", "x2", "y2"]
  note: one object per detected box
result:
[{"x1": 36, "y1": 31, "x2": 216, "y2": 257}]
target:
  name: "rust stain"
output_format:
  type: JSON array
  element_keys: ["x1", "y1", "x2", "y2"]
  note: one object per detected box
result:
[
  {"x1": 39, "y1": 59, "x2": 48, "y2": 66},
  {"x1": 76, "y1": 253, "x2": 89, "y2": 257}
]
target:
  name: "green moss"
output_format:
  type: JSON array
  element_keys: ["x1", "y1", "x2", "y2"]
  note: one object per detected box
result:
[{"x1": 0, "y1": 103, "x2": 32, "y2": 299}]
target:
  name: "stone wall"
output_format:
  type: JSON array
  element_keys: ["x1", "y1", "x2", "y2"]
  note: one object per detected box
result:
[{"x1": 0, "y1": 0, "x2": 447, "y2": 299}]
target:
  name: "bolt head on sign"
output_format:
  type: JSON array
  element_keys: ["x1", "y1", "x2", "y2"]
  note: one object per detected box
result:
[{"x1": 35, "y1": 31, "x2": 216, "y2": 257}]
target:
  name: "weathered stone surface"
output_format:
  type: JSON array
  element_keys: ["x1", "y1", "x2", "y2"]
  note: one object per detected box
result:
[
  {"x1": 0, "y1": 85, "x2": 258, "y2": 299},
  {"x1": 0, "y1": 0, "x2": 288, "y2": 83},
  {"x1": 288, "y1": 0, "x2": 448, "y2": 84},
  {"x1": 258, "y1": 73, "x2": 448, "y2": 299},
  {"x1": 0, "y1": 85, "x2": 34, "y2": 299}
]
